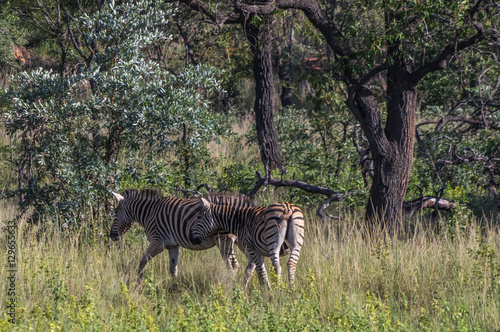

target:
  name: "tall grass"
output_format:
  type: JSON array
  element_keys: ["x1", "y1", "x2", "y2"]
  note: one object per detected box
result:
[
  {"x1": 1, "y1": 200, "x2": 499, "y2": 331},
  {"x1": 207, "y1": 112, "x2": 258, "y2": 167},
  {"x1": 1, "y1": 112, "x2": 499, "y2": 330}
]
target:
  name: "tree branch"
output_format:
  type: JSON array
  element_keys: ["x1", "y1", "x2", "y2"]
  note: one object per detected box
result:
[
  {"x1": 175, "y1": 0, "x2": 244, "y2": 26},
  {"x1": 66, "y1": 11, "x2": 90, "y2": 65},
  {"x1": 437, "y1": 148, "x2": 500, "y2": 165},
  {"x1": 417, "y1": 116, "x2": 499, "y2": 131},
  {"x1": 274, "y1": 0, "x2": 354, "y2": 79},
  {"x1": 247, "y1": 171, "x2": 346, "y2": 219},
  {"x1": 233, "y1": 0, "x2": 276, "y2": 15},
  {"x1": 357, "y1": 62, "x2": 389, "y2": 87},
  {"x1": 413, "y1": 31, "x2": 485, "y2": 84},
  {"x1": 403, "y1": 196, "x2": 453, "y2": 216},
  {"x1": 174, "y1": 5, "x2": 199, "y2": 66}
]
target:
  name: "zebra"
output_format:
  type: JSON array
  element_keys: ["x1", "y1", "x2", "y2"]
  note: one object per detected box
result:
[
  {"x1": 189, "y1": 194, "x2": 305, "y2": 289},
  {"x1": 110, "y1": 189, "x2": 244, "y2": 282}
]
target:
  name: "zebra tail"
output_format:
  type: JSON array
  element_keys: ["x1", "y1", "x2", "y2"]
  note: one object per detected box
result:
[{"x1": 266, "y1": 203, "x2": 293, "y2": 225}]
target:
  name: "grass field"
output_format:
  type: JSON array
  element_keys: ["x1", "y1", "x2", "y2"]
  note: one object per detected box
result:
[
  {"x1": 1, "y1": 198, "x2": 499, "y2": 331},
  {"x1": 1, "y1": 116, "x2": 499, "y2": 331}
]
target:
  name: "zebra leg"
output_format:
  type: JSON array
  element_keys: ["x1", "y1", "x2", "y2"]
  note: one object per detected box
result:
[
  {"x1": 252, "y1": 254, "x2": 271, "y2": 290},
  {"x1": 287, "y1": 247, "x2": 301, "y2": 286},
  {"x1": 267, "y1": 222, "x2": 287, "y2": 281},
  {"x1": 265, "y1": 203, "x2": 291, "y2": 282},
  {"x1": 229, "y1": 237, "x2": 240, "y2": 270},
  {"x1": 213, "y1": 233, "x2": 239, "y2": 270},
  {"x1": 286, "y1": 219, "x2": 304, "y2": 286},
  {"x1": 137, "y1": 242, "x2": 164, "y2": 283},
  {"x1": 168, "y1": 246, "x2": 179, "y2": 278},
  {"x1": 243, "y1": 260, "x2": 256, "y2": 289}
]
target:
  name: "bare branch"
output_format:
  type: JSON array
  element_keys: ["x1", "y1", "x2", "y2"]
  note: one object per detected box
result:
[
  {"x1": 403, "y1": 196, "x2": 454, "y2": 216},
  {"x1": 247, "y1": 171, "x2": 346, "y2": 220},
  {"x1": 66, "y1": 10, "x2": 90, "y2": 65},
  {"x1": 176, "y1": 188, "x2": 203, "y2": 197},
  {"x1": 417, "y1": 116, "x2": 499, "y2": 131},
  {"x1": 196, "y1": 183, "x2": 213, "y2": 192},
  {"x1": 174, "y1": 4, "x2": 199, "y2": 66},
  {"x1": 317, "y1": 195, "x2": 342, "y2": 220},
  {"x1": 413, "y1": 2, "x2": 486, "y2": 84},
  {"x1": 437, "y1": 148, "x2": 500, "y2": 165}
]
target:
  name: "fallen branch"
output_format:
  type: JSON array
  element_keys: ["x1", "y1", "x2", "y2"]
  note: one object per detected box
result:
[
  {"x1": 247, "y1": 171, "x2": 346, "y2": 219},
  {"x1": 176, "y1": 183, "x2": 214, "y2": 198},
  {"x1": 403, "y1": 196, "x2": 454, "y2": 217},
  {"x1": 247, "y1": 171, "x2": 457, "y2": 220}
]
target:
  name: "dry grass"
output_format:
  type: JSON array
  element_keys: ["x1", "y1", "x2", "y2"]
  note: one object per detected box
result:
[
  {"x1": 1, "y1": 200, "x2": 499, "y2": 330},
  {"x1": 207, "y1": 112, "x2": 257, "y2": 163},
  {"x1": 1, "y1": 110, "x2": 499, "y2": 330}
]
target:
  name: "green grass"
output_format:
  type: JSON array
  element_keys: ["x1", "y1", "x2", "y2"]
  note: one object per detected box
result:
[{"x1": 1, "y1": 201, "x2": 499, "y2": 331}]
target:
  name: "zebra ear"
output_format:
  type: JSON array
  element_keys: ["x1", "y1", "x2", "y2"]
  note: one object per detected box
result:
[
  {"x1": 198, "y1": 197, "x2": 211, "y2": 212},
  {"x1": 112, "y1": 191, "x2": 125, "y2": 202}
]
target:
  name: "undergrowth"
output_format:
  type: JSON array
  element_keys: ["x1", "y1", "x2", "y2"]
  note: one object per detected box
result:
[{"x1": 0, "y1": 203, "x2": 499, "y2": 331}]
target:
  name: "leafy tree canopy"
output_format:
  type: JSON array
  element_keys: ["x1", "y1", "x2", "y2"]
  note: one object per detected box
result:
[{"x1": 1, "y1": 0, "x2": 226, "y2": 224}]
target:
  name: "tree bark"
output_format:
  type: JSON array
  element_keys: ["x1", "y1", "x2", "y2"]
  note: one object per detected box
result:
[
  {"x1": 244, "y1": 17, "x2": 285, "y2": 173},
  {"x1": 364, "y1": 56, "x2": 417, "y2": 230}
]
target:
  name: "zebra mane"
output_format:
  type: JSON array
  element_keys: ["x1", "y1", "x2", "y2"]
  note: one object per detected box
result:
[
  {"x1": 122, "y1": 188, "x2": 163, "y2": 200},
  {"x1": 204, "y1": 192, "x2": 254, "y2": 207}
]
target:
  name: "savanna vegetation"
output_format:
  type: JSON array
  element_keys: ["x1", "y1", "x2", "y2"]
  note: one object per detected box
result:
[{"x1": 0, "y1": 0, "x2": 499, "y2": 330}]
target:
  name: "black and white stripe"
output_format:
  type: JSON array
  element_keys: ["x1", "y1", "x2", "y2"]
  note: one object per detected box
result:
[
  {"x1": 110, "y1": 189, "x2": 239, "y2": 281},
  {"x1": 189, "y1": 195, "x2": 305, "y2": 289}
]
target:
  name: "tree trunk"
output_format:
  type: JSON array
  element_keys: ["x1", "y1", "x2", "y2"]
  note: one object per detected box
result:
[
  {"x1": 366, "y1": 146, "x2": 413, "y2": 230},
  {"x1": 364, "y1": 58, "x2": 417, "y2": 230},
  {"x1": 58, "y1": 37, "x2": 67, "y2": 77},
  {"x1": 244, "y1": 17, "x2": 285, "y2": 173}
]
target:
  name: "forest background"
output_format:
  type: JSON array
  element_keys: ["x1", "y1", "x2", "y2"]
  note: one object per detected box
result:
[{"x1": 0, "y1": 0, "x2": 499, "y2": 330}]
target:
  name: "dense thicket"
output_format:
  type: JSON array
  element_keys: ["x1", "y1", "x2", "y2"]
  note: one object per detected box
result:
[{"x1": 0, "y1": 0, "x2": 498, "y2": 227}]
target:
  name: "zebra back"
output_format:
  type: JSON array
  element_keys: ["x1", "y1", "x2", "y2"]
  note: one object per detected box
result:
[
  {"x1": 204, "y1": 192, "x2": 254, "y2": 208},
  {"x1": 122, "y1": 188, "x2": 163, "y2": 200},
  {"x1": 114, "y1": 188, "x2": 216, "y2": 248}
]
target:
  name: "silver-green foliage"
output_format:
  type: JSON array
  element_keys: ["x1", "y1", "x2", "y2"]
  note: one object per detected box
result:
[{"x1": 1, "y1": 0, "x2": 223, "y2": 224}]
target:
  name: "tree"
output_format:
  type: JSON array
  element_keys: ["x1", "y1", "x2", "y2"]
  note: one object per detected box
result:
[
  {"x1": 1, "y1": 0, "x2": 224, "y2": 224},
  {"x1": 172, "y1": 0, "x2": 286, "y2": 173},
  {"x1": 415, "y1": 47, "x2": 500, "y2": 209},
  {"x1": 227, "y1": 0, "x2": 498, "y2": 229},
  {"x1": 246, "y1": 16, "x2": 286, "y2": 173}
]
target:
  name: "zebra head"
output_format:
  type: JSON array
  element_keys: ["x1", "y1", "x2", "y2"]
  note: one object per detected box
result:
[
  {"x1": 188, "y1": 197, "x2": 215, "y2": 245},
  {"x1": 110, "y1": 191, "x2": 135, "y2": 241}
]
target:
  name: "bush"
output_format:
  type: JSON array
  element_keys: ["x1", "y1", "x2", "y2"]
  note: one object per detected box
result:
[{"x1": 1, "y1": 1, "x2": 226, "y2": 225}]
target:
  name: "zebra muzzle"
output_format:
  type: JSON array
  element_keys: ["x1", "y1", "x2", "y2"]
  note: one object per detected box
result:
[{"x1": 109, "y1": 230, "x2": 120, "y2": 241}]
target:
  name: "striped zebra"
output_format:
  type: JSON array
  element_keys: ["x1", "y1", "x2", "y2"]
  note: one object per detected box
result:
[
  {"x1": 189, "y1": 195, "x2": 305, "y2": 289},
  {"x1": 110, "y1": 189, "x2": 243, "y2": 282}
]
